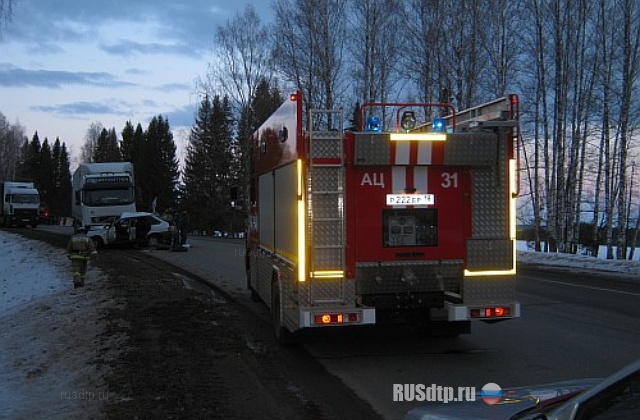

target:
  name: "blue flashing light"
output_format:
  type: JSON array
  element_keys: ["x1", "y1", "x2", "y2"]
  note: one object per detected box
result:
[
  {"x1": 365, "y1": 116, "x2": 382, "y2": 132},
  {"x1": 432, "y1": 117, "x2": 446, "y2": 133}
]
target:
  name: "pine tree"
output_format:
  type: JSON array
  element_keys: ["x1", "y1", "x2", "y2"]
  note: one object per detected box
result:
[
  {"x1": 183, "y1": 94, "x2": 234, "y2": 232},
  {"x1": 120, "y1": 120, "x2": 136, "y2": 162},
  {"x1": 51, "y1": 138, "x2": 72, "y2": 218},
  {"x1": 236, "y1": 79, "x2": 283, "y2": 215},
  {"x1": 93, "y1": 128, "x2": 121, "y2": 162},
  {"x1": 37, "y1": 138, "x2": 54, "y2": 213},
  {"x1": 16, "y1": 132, "x2": 41, "y2": 181},
  {"x1": 58, "y1": 143, "x2": 72, "y2": 217},
  {"x1": 137, "y1": 116, "x2": 179, "y2": 212}
]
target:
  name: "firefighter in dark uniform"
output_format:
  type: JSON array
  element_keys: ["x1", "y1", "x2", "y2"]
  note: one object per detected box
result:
[{"x1": 66, "y1": 227, "x2": 97, "y2": 288}]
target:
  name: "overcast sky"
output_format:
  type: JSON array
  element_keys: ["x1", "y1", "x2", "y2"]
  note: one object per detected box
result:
[{"x1": 0, "y1": 0, "x2": 272, "y2": 164}]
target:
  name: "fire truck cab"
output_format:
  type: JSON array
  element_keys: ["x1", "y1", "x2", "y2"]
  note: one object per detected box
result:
[{"x1": 246, "y1": 91, "x2": 521, "y2": 342}]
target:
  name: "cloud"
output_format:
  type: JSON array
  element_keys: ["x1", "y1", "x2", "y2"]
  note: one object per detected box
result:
[
  {"x1": 156, "y1": 83, "x2": 192, "y2": 93},
  {"x1": 7, "y1": 0, "x2": 272, "y2": 55},
  {"x1": 100, "y1": 40, "x2": 202, "y2": 59},
  {"x1": 0, "y1": 63, "x2": 135, "y2": 89},
  {"x1": 31, "y1": 102, "x2": 120, "y2": 116},
  {"x1": 163, "y1": 104, "x2": 197, "y2": 128}
]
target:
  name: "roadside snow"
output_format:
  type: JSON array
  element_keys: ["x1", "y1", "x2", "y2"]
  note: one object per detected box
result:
[
  {"x1": 516, "y1": 241, "x2": 640, "y2": 280},
  {"x1": 0, "y1": 231, "x2": 637, "y2": 419},
  {"x1": 0, "y1": 230, "x2": 121, "y2": 420}
]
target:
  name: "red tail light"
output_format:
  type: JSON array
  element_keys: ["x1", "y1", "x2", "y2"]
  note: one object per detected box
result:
[{"x1": 471, "y1": 307, "x2": 511, "y2": 318}]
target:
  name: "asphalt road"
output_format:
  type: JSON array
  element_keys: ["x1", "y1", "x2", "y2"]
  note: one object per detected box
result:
[{"x1": 32, "y1": 226, "x2": 640, "y2": 419}]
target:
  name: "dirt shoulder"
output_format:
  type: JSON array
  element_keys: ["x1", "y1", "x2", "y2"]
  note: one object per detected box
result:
[{"x1": 6, "y1": 228, "x2": 382, "y2": 420}]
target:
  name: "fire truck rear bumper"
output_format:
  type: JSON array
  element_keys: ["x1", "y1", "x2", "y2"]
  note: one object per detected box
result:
[
  {"x1": 300, "y1": 307, "x2": 376, "y2": 328},
  {"x1": 446, "y1": 301, "x2": 521, "y2": 321}
]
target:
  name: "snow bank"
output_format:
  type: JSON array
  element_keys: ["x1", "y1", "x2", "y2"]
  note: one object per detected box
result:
[
  {"x1": 0, "y1": 231, "x2": 69, "y2": 318},
  {"x1": 516, "y1": 241, "x2": 640, "y2": 279},
  {"x1": 0, "y1": 230, "x2": 121, "y2": 419}
]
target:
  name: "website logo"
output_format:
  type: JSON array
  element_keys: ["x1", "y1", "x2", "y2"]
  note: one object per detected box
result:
[{"x1": 480, "y1": 383, "x2": 502, "y2": 405}]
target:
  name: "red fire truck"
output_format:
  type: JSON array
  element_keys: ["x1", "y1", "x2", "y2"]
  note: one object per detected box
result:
[{"x1": 246, "y1": 90, "x2": 521, "y2": 342}]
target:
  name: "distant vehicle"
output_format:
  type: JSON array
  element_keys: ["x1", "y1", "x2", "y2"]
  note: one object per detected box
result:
[
  {"x1": 88, "y1": 212, "x2": 172, "y2": 249},
  {"x1": 404, "y1": 359, "x2": 640, "y2": 420},
  {"x1": 1, "y1": 181, "x2": 40, "y2": 228},
  {"x1": 72, "y1": 162, "x2": 136, "y2": 230}
]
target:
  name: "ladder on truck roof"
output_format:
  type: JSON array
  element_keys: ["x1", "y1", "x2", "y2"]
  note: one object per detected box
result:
[
  {"x1": 445, "y1": 95, "x2": 520, "y2": 131},
  {"x1": 307, "y1": 109, "x2": 346, "y2": 305}
]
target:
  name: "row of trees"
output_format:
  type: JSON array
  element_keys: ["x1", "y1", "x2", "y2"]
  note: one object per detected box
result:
[
  {"x1": 0, "y1": 112, "x2": 73, "y2": 218},
  {"x1": 76, "y1": 117, "x2": 180, "y2": 215},
  {"x1": 0, "y1": 112, "x2": 181, "y2": 226},
  {"x1": 201, "y1": 0, "x2": 639, "y2": 259},
  {"x1": 2, "y1": 0, "x2": 639, "y2": 257}
]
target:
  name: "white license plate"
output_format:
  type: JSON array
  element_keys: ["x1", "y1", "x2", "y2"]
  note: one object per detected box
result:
[{"x1": 386, "y1": 194, "x2": 434, "y2": 206}]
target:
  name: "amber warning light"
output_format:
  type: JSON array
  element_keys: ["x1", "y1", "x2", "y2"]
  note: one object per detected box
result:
[{"x1": 314, "y1": 313, "x2": 360, "y2": 325}]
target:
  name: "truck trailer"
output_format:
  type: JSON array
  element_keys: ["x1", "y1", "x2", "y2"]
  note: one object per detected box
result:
[
  {"x1": 72, "y1": 162, "x2": 136, "y2": 229},
  {"x1": 246, "y1": 91, "x2": 521, "y2": 342},
  {"x1": 1, "y1": 181, "x2": 40, "y2": 228}
]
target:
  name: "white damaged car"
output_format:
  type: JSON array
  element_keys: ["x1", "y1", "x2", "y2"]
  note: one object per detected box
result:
[{"x1": 87, "y1": 211, "x2": 172, "y2": 249}]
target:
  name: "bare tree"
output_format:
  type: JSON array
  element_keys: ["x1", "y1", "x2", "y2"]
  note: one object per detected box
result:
[
  {"x1": 0, "y1": 112, "x2": 26, "y2": 180},
  {"x1": 272, "y1": 0, "x2": 348, "y2": 112},
  {"x1": 348, "y1": 0, "x2": 402, "y2": 106},
  {"x1": 614, "y1": 0, "x2": 640, "y2": 259},
  {"x1": 80, "y1": 122, "x2": 104, "y2": 164},
  {"x1": 203, "y1": 5, "x2": 273, "y2": 115},
  {"x1": 0, "y1": 0, "x2": 14, "y2": 36}
]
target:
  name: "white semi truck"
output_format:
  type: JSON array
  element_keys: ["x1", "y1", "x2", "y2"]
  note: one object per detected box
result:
[
  {"x1": 72, "y1": 162, "x2": 136, "y2": 229},
  {"x1": 0, "y1": 181, "x2": 41, "y2": 228}
]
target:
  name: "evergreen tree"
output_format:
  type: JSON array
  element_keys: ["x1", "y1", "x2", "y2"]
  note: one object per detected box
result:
[
  {"x1": 138, "y1": 116, "x2": 179, "y2": 212},
  {"x1": 236, "y1": 79, "x2": 283, "y2": 216},
  {"x1": 58, "y1": 143, "x2": 72, "y2": 216},
  {"x1": 132, "y1": 123, "x2": 145, "y2": 197},
  {"x1": 93, "y1": 127, "x2": 121, "y2": 162},
  {"x1": 51, "y1": 138, "x2": 72, "y2": 218},
  {"x1": 37, "y1": 138, "x2": 54, "y2": 213},
  {"x1": 120, "y1": 120, "x2": 136, "y2": 162},
  {"x1": 348, "y1": 101, "x2": 362, "y2": 131},
  {"x1": 183, "y1": 94, "x2": 234, "y2": 232},
  {"x1": 16, "y1": 132, "x2": 41, "y2": 181}
]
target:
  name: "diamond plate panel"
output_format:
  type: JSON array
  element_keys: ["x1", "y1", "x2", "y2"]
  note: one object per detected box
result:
[
  {"x1": 466, "y1": 239, "x2": 514, "y2": 270},
  {"x1": 463, "y1": 276, "x2": 516, "y2": 304},
  {"x1": 311, "y1": 131, "x2": 342, "y2": 158},
  {"x1": 472, "y1": 133, "x2": 508, "y2": 238},
  {"x1": 310, "y1": 194, "x2": 341, "y2": 219},
  {"x1": 312, "y1": 166, "x2": 341, "y2": 191},
  {"x1": 312, "y1": 247, "x2": 342, "y2": 269},
  {"x1": 443, "y1": 133, "x2": 497, "y2": 166},
  {"x1": 354, "y1": 133, "x2": 390, "y2": 165},
  {"x1": 312, "y1": 219, "x2": 342, "y2": 246},
  {"x1": 305, "y1": 278, "x2": 355, "y2": 304},
  {"x1": 255, "y1": 249, "x2": 273, "y2": 301},
  {"x1": 356, "y1": 260, "x2": 463, "y2": 294}
]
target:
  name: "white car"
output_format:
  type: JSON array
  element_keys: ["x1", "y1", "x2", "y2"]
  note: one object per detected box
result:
[{"x1": 88, "y1": 212, "x2": 172, "y2": 249}]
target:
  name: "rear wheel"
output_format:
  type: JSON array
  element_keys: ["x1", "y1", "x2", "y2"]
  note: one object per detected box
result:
[
  {"x1": 271, "y1": 281, "x2": 296, "y2": 345},
  {"x1": 247, "y1": 269, "x2": 261, "y2": 302},
  {"x1": 90, "y1": 236, "x2": 104, "y2": 249}
]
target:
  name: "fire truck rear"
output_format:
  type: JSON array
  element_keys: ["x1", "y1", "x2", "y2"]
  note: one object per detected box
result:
[{"x1": 246, "y1": 90, "x2": 520, "y2": 342}]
